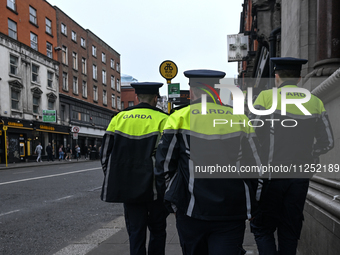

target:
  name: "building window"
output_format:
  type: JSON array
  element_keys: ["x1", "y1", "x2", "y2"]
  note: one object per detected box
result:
[
  {"x1": 92, "y1": 45, "x2": 96, "y2": 57},
  {"x1": 10, "y1": 55, "x2": 18, "y2": 75},
  {"x1": 8, "y1": 19, "x2": 17, "y2": 39},
  {"x1": 62, "y1": 46, "x2": 67, "y2": 64},
  {"x1": 111, "y1": 94, "x2": 116, "y2": 108},
  {"x1": 61, "y1": 23, "x2": 67, "y2": 35},
  {"x1": 11, "y1": 89, "x2": 19, "y2": 110},
  {"x1": 116, "y1": 62, "x2": 120, "y2": 72},
  {"x1": 73, "y1": 76, "x2": 78, "y2": 94},
  {"x1": 121, "y1": 101, "x2": 124, "y2": 110},
  {"x1": 33, "y1": 96, "x2": 39, "y2": 114},
  {"x1": 93, "y1": 86, "x2": 98, "y2": 101},
  {"x1": 82, "y1": 80, "x2": 87, "y2": 98},
  {"x1": 128, "y1": 101, "x2": 134, "y2": 107},
  {"x1": 46, "y1": 42, "x2": 53, "y2": 58},
  {"x1": 110, "y1": 59, "x2": 115, "y2": 69},
  {"x1": 30, "y1": 32, "x2": 38, "y2": 50},
  {"x1": 48, "y1": 101, "x2": 54, "y2": 110},
  {"x1": 7, "y1": 0, "x2": 16, "y2": 11},
  {"x1": 29, "y1": 6, "x2": 37, "y2": 25},
  {"x1": 72, "y1": 31, "x2": 77, "y2": 42},
  {"x1": 117, "y1": 96, "x2": 121, "y2": 110},
  {"x1": 72, "y1": 52, "x2": 78, "y2": 70},
  {"x1": 32, "y1": 64, "x2": 39, "y2": 83},
  {"x1": 62, "y1": 72, "x2": 68, "y2": 90},
  {"x1": 81, "y1": 57, "x2": 86, "y2": 74},
  {"x1": 117, "y1": 79, "x2": 120, "y2": 92},
  {"x1": 45, "y1": 18, "x2": 52, "y2": 34},
  {"x1": 103, "y1": 90, "x2": 107, "y2": 105},
  {"x1": 61, "y1": 105, "x2": 65, "y2": 121},
  {"x1": 47, "y1": 71, "x2": 53, "y2": 88},
  {"x1": 102, "y1": 70, "x2": 106, "y2": 84},
  {"x1": 93, "y1": 64, "x2": 97, "y2": 80},
  {"x1": 111, "y1": 76, "x2": 115, "y2": 89},
  {"x1": 102, "y1": 52, "x2": 106, "y2": 63},
  {"x1": 81, "y1": 37, "x2": 86, "y2": 48}
]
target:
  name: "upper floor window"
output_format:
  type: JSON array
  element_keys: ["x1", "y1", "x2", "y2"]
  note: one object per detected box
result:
[
  {"x1": 7, "y1": 0, "x2": 16, "y2": 11},
  {"x1": 102, "y1": 52, "x2": 106, "y2": 63},
  {"x1": 93, "y1": 64, "x2": 97, "y2": 80},
  {"x1": 48, "y1": 100, "x2": 54, "y2": 110},
  {"x1": 111, "y1": 75, "x2": 115, "y2": 89},
  {"x1": 93, "y1": 86, "x2": 98, "y2": 101},
  {"x1": 116, "y1": 62, "x2": 120, "y2": 72},
  {"x1": 117, "y1": 79, "x2": 120, "y2": 92},
  {"x1": 81, "y1": 57, "x2": 87, "y2": 74},
  {"x1": 33, "y1": 96, "x2": 39, "y2": 114},
  {"x1": 128, "y1": 101, "x2": 134, "y2": 107},
  {"x1": 30, "y1": 32, "x2": 38, "y2": 50},
  {"x1": 82, "y1": 80, "x2": 87, "y2": 98},
  {"x1": 111, "y1": 94, "x2": 116, "y2": 108},
  {"x1": 72, "y1": 52, "x2": 78, "y2": 70},
  {"x1": 62, "y1": 72, "x2": 68, "y2": 91},
  {"x1": 92, "y1": 45, "x2": 97, "y2": 57},
  {"x1": 47, "y1": 71, "x2": 53, "y2": 88},
  {"x1": 8, "y1": 19, "x2": 17, "y2": 40},
  {"x1": 110, "y1": 59, "x2": 115, "y2": 69},
  {"x1": 103, "y1": 90, "x2": 107, "y2": 105},
  {"x1": 102, "y1": 70, "x2": 106, "y2": 84},
  {"x1": 46, "y1": 18, "x2": 52, "y2": 35},
  {"x1": 72, "y1": 31, "x2": 77, "y2": 42},
  {"x1": 62, "y1": 46, "x2": 67, "y2": 64},
  {"x1": 81, "y1": 37, "x2": 86, "y2": 48},
  {"x1": 10, "y1": 55, "x2": 18, "y2": 75},
  {"x1": 73, "y1": 76, "x2": 78, "y2": 94},
  {"x1": 61, "y1": 23, "x2": 67, "y2": 35},
  {"x1": 29, "y1": 6, "x2": 37, "y2": 25},
  {"x1": 32, "y1": 64, "x2": 39, "y2": 83},
  {"x1": 11, "y1": 89, "x2": 20, "y2": 110},
  {"x1": 46, "y1": 42, "x2": 53, "y2": 58},
  {"x1": 117, "y1": 96, "x2": 121, "y2": 110}
]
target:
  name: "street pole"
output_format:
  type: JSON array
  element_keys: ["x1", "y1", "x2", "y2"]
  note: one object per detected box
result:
[{"x1": 1, "y1": 120, "x2": 8, "y2": 167}]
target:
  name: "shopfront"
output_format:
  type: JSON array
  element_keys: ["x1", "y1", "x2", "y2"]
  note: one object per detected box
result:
[{"x1": 0, "y1": 118, "x2": 70, "y2": 164}]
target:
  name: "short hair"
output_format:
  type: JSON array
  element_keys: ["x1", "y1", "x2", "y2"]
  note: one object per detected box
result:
[
  {"x1": 137, "y1": 94, "x2": 157, "y2": 104},
  {"x1": 276, "y1": 69, "x2": 301, "y2": 82}
]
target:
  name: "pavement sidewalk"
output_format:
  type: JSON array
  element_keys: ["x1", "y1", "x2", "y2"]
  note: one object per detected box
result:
[{"x1": 85, "y1": 214, "x2": 259, "y2": 255}]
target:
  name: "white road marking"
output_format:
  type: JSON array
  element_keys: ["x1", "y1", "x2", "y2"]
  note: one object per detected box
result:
[
  {"x1": 0, "y1": 209, "x2": 21, "y2": 217},
  {"x1": 0, "y1": 168, "x2": 101, "y2": 186},
  {"x1": 55, "y1": 195, "x2": 73, "y2": 201}
]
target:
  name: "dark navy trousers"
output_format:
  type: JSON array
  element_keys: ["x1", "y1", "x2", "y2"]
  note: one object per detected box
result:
[
  {"x1": 123, "y1": 200, "x2": 168, "y2": 255},
  {"x1": 251, "y1": 179, "x2": 309, "y2": 255},
  {"x1": 176, "y1": 210, "x2": 247, "y2": 255}
]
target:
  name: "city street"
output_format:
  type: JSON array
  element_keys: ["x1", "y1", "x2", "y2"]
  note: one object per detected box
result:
[{"x1": 0, "y1": 161, "x2": 123, "y2": 255}]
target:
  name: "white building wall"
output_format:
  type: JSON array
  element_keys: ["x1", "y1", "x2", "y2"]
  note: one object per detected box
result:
[{"x1": 0, "y1": 33, "x2": 59, "y2": 123}]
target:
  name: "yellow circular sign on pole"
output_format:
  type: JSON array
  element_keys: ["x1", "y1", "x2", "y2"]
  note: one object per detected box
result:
[
  {"x1": 159, "y1": 60, "x2": 178, "y2": 83},
  {"x1": 3, "y1": 126, "x2": 8, "y2": 131}
]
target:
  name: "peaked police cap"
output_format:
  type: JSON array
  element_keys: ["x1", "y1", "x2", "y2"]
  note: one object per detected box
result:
[
  {"x1": 184, "y1": 69, "x2": 226, "y2": 87},
  {"x1": 130, "y1": 82, "x2": 163, "y2": 94},
  {"x1": 271, "y1": 57, "x2": 308, "y2": 71}
]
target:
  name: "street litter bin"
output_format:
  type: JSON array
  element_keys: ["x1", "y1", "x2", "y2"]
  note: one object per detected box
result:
[{"x1": 90, "y1": 151, "x2": 96, "y2": 160}]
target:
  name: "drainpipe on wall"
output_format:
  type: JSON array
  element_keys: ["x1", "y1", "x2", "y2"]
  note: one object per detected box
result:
[{"x1": 269, "y1": 27, "x2": 281, "y2": 88}]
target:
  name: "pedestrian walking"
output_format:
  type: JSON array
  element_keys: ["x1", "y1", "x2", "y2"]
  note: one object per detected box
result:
[
  {"x1": 75, "y1": 145, "x2": 80, "y2": 161},
  {"x1": 35, "y1": 142, "x2": 43, "y2": 162},
  {"x1": 101, "y1": 82, "x2": 169, "y2": 255},
  {"x1": 84, "y1": 145, "x2": 88, "y2": 160},
  {"x1": 249, "y1": 57, "x2": 334, "y2": 255},
  {"x1": 46, "y1": 143, "x2": 54, "y2": 162},
  {"x1": 58, "y1": 145, "x2": 64, "y2": 161},
  {"x1": 155, "y1": 70, "x2": 262, "y2": 255},
  {"x1": 88, "y1": 145, "x2": 92, "y2": 160},
  {"x1": 65, "y1": 144, "x2": 72, "y2": 161}
]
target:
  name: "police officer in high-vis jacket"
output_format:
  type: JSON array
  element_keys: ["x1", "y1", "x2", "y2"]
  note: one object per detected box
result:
[
  {"x1": 100, "y1": 82, "x2": 169, "y2": 255},
  {"x1": 155, "y1": 70, "x2": 262, "y2": 255},
  {"x1": 250, "y1": 58, "x2": 334, "y2": 255}
]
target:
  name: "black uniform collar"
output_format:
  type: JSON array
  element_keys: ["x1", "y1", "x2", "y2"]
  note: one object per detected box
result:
[
  {"x1": 278, "y1": 80, "x2": 298, "y2": 89},
  {"x1": 121, "y1": 102, "x2": 168, "y2": 115}
]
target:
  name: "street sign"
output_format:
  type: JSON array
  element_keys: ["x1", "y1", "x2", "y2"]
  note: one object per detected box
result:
[
  {"x1": 3, "y1": 126, "x2": 8, "y2": 131},
  {"x1": 168, "y1": 83, "x2": 180, "y2": 98},
  {"x1": 159, "y1": 60, "x2": 178, "y2": 82},
  {"x1": 72, "y1": 126, "x2": 80, "y2": 133},
  {"x1": 42, "y1": 110, "x2": 56, "y2": 122},
  {"x1": 73, "y1": 133, "x2": 78, "y2": 139},
  {"x1": 227, "y1": 33, "x2": 249, "y2": 62}
]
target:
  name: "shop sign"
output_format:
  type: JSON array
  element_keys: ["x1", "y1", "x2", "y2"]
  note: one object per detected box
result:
[
  {"x1": 39, "y1": 125, "x2": 55, "y2": 131},
  {"x1": 8, "y1": 122, "x2": 23, "y2": 127},
  {"x1": 43, "y1": 110, "x2": 57, "y2": 123}
]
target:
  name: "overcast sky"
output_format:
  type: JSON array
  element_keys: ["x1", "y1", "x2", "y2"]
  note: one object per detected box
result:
[{"x1": 47, "y1": 0, "x2": 243, "y2": 96}]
